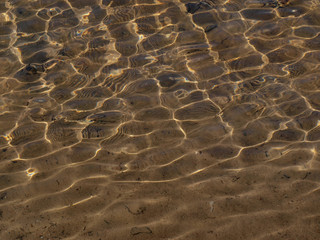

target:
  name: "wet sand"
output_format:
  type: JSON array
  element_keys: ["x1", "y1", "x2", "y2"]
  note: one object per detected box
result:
[{"x1": 1, "y1": 0, "x2": 320, "y2": 239}]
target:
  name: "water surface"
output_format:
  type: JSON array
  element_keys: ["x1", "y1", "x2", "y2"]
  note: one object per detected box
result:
[{"x1": 1, "y1": 0, "x2": 320, "y2": 239}]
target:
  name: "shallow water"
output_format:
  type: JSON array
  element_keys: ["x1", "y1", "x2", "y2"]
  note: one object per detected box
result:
[{"x1": 0, "y1": 0, "x2": 320, "y2": 239}]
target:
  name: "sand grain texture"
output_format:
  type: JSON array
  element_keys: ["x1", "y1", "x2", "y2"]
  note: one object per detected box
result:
[{"x1": 0, "y1": 0, "x2": 320, "y2": 239}]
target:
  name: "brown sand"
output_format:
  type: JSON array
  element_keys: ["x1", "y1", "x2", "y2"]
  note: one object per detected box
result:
[{"x1": 1, "y1": 0, "x2": 320, "y2": 239}]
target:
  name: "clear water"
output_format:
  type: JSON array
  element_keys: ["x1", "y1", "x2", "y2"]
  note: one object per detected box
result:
[{"x1": 1, "y1": 0, "x2": 320, "y2": 239}]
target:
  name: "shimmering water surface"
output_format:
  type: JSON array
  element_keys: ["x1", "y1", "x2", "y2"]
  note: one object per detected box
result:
[{"x1": 1, "y1": 0, "x2": 320, "y2": 239}]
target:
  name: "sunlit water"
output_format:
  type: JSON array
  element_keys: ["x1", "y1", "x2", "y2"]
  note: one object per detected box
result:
[{"x1": 1, "y1": 0, "x2": 320, "y2": 239}]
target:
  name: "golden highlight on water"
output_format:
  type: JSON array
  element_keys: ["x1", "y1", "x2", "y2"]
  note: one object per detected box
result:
[{"x1": 0, "y1": 0, "x2": 320, "y2": 239}]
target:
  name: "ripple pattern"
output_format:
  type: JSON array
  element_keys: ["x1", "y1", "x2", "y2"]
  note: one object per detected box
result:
[{"x1": 1, "y1": 0, "x2": 320, "y2": 239}]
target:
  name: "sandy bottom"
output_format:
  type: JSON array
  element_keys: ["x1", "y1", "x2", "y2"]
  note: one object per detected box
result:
[{"x1": 1, "y1": 0, "x2": 320, "y2": 239}]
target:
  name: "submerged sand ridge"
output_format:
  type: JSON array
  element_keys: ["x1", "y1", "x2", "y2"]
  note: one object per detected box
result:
[{"x1": 0, "y1": 0, "x2": 320, "y2": 239}]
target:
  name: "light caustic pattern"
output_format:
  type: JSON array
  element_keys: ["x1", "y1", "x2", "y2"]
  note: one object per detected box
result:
[{"x1": 0, "y1": 0, "x2": 320, "y2": 239}]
